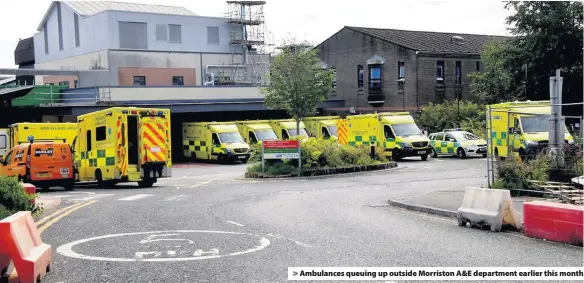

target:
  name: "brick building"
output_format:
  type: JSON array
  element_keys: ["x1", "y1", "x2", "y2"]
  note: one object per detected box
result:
[{"x1": 316, "y1": 26, "x2": 508, "y2": 115}]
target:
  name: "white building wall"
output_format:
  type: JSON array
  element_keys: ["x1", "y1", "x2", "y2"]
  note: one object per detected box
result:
[
  {"x1": 103, "y1": 86, "x2": 263, "y2": 102},
  {"x1": 34, "y1": 50, "x2": 110, "y2": 84}
]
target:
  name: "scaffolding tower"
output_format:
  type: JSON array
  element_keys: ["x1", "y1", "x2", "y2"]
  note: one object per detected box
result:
[{"x1": 223, "y1": 1, "x2": 269, "y2": 86}]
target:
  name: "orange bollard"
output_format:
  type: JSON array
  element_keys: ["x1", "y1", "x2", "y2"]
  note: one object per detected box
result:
[{"x1": 0, "y1": 211, "x2": 52, "y2": 283}]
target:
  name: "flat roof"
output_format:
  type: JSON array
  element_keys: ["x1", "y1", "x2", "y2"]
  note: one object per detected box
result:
[{"x1": 0, "y1": 68, "x2": 109, "y2": 76}]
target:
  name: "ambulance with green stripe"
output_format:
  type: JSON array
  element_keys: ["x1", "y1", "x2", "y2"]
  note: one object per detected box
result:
[
  {"x1": 269, "y1": 119, "x2": 309, "y2": 140},
  {"x1": 183, "y1": 122, "x2": 250, "y2": 163},
  {"x1": 235, "y1": 120, "x2": 279, "y2": 144},
  {"x1": 303, "y1": 116, "x2": 339, "y2": 140},
  {"x1": 488, "y1": 100, "x2": 574, "y2": 160},
  {"x1": 346, "y1": 112, "x2": 431, "y2": 161},
  {"x1": 429, "y1": 129, "x2": 487, "y2": 158},
  {"x1": 74, "y1": 107, "x2": 172, "y2": 188}
]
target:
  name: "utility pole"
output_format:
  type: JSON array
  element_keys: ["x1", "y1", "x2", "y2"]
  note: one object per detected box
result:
[{"x1": 549, "y1": 69, "x2": 564, "y2": 162}]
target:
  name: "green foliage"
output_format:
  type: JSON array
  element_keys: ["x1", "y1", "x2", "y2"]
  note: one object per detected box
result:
[
  {"x1": 0, "y1": 176, "x2": 41, "y2": 219},
  {"x1": 261, "y1": 38, "x2": 334, "y2": 135},
  {"x1": 247, "y1": 138, "x2": 387, "y2": 176},
  {"x1": 249, "y1": 142, "x2": 262, "y2": 162},
  {"x1": 417, "y1": 100, "x2": 485, "y2": 137}
]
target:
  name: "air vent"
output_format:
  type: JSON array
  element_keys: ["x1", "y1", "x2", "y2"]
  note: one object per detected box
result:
[{"x1": 451, "y1": 35, "x2": 464, "y2": 44}]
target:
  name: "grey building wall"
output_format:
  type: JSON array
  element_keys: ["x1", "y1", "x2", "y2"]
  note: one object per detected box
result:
[{"x1": 317, "y1": 28, "x2": 483, "y2": 114}]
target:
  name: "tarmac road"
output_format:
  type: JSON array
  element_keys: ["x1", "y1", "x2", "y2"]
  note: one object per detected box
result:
[{"x1": 33, "y1": 156, "x2": 583, "y2": 283}]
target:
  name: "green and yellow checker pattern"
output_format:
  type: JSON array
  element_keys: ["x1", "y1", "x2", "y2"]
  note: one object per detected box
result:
[
  {"x1": 489, "y1": 131, "x2": 525, "y2": 156},
  {"x1": 348, "y1": 135, "x2": 377, "y2": 146},
  {"x1": 431, "y1": 140, "x2": 461, "y2": 154},
  {"x1": 79, "y1": 148, "x2": 116, "y2": 167}
]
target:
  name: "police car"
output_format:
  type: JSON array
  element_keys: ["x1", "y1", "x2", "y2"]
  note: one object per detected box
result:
[{"x1": 428, "y1": 129, "x2": 488, "y2": 159}]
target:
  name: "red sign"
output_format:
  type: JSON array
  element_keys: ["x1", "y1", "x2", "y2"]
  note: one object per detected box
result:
[{"x1": 263, "y1": 140, "x2": 299, "y2": 149}]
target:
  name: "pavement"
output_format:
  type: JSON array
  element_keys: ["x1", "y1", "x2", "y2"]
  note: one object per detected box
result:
[{"x1": 12, "y1": 156, "x2": 583, "y2": 282}]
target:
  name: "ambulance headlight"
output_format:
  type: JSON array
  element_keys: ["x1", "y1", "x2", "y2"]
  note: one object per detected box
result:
[
  {"x1": 224, "y1": 148, "x2": 233, "y2": 154},
  {"x1": 402, "y1": 142, "x2": 411, "y2": 148}
]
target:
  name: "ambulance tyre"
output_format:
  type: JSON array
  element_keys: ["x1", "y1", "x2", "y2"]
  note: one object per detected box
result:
[
  {"x1": 420, "y1": 154, "x2": 428, "y2": 161},
  {"x1": 95, "y1": 170, "x2": 104, "y2": 188},
  {"x1": 482, "y1": 154, "x2": 487, "y2": 158},
  {"x1": 392, "y1": 148, "x2": 403, "y2": 161},
  {"x1": 457, "y1": 148, "x2": 466, "y2": 159},
  {"x1": 431, "y1": 148, "x2": 438, "y2": 158},
  {"x1": 138, "y1": 178, "x2": 155, "y2": 188}
]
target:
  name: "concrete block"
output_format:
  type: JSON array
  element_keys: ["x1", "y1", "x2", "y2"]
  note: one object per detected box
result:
[
  {"x1": 457, "y1": 187, "x2": 522, "y2": 232},
  {"x1": 523, "y1": 201, "x2": 583, "y2": 246}
]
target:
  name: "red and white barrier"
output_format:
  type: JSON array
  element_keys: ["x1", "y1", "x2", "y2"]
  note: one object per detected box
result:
[{"x1": 523, "y1": 201, "x2": 583, "y2": 246}]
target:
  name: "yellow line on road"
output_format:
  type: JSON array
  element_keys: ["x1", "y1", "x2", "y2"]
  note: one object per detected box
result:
[
  {"x1": 187, "y1": 179, "x2": 215, "y2": 189},
  {"x1": 38, "y1": 200, "x2": 97, "y2": 235},
  {"x1": 36, "y1": 201, "x2": 88, "y2": 226}
]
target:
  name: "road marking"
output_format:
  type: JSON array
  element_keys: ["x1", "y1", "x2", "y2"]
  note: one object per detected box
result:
[
  {"x1": 57, "y1": 230, "x2": 271, "y2": 262},
  {"x1": 163, "y1": 195, "x2": 185, "y2": 201},
  {"x1": 189, "y1": 179, "x2": 215, "y2": 188},
  {"x1": 225, "y1": 220, "x2": 245, "y2": 227},
  {"x1": 38, "y1": 200, "x2": 97, "y2": 234},
  {"x1": 36, "y1": 201, "x2": 87, "y2": 226},
  {"x1": 117, "y1": 194, "x2": 153, "y2": 201},
  {"x1": 433, "y1": 159, "x2": 444, "y2": 162}
]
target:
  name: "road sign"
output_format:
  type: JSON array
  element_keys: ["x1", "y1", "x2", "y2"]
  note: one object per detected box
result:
[
  {"x1": 262, "y1": 140, "x2": 300, "y2": 159},
  {"x1": 336, "y1": 119, "x2": 348, "y2": 145}
]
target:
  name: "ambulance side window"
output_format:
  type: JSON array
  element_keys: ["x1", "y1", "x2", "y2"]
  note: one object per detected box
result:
[
  {"x1": 249, "y1": 131, "x2": 257, "y2": 143},
  {"x1": 384, "y1": 125, "x2": 395, "y2": 139},
  {"x1": 212, "y1": 134, "x2": 220, "y2": 146},
  {"x1": 436, "y1": 134, "x2": 445, "y2": 141},
  {"x1": 513, "y1": 118, "x2": 521, "y2": 133},
  {"x1": 445, "y1": 134, "x2": 456, "y2": 142},
  {"x1": 282, "y1": 130, "x2": 289, "y2": 140},
  {"x1": 96, "y1": 126, "x2": 106, "y2": 141},
  {"x1": 86, "y1": 130, "x2": 92, "y2": 151},
  {"x1": 322, "y1": 127, "x2": 330, "y2": 139}
]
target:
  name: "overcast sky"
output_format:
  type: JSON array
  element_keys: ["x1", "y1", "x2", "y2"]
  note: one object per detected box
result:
[{"x1": 0, "y1": 0, "x2": 514, "y2": 68}]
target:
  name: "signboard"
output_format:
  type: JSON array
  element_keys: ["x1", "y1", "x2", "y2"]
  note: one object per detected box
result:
[
  {"x1": 262, "y1": 140, "x2": 300, "y2": 159},
  {"x1": 261, "y1": 140, "x2": 301, "y2": 175}
]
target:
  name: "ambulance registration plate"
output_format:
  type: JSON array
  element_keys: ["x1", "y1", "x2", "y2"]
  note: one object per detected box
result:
[
  {"x1": 238, "y1": 156, "x2": 246, "y2": 159},
  {"x1": 37, "y1": 172, "x2": 52, "y2": 178},
  {"x1": 417, "y1": 151, "x2": 426, "y2": 155}
]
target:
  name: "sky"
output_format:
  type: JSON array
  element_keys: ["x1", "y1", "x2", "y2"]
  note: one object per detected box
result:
[{"x1": 0, "y1": 0, "x2": 515, "y2": 68}]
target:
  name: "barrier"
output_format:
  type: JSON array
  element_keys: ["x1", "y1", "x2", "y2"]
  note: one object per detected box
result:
[
  {"x1": 456, "y1": 187, "x2": 523, "y2": 232},
  {"x1": 0, "y1": 211, "x2": 52, "y2": 283},
  {"x1": 523, "y1": 201, "x2": 583, "y2": 246},
  {"x1": 22, "y1": 183, "x2": 36, "y2": 205}
]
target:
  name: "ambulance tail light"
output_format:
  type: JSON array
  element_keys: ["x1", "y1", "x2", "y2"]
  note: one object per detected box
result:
[{"x1": 131, "y1": 110, "x2": 138, "y2": 115}]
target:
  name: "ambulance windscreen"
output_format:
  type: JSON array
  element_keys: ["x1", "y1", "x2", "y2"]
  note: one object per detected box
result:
[
  {"x1": 327, "y1": 125, "x2": 338, "y2": 137},
  {"x1": 255, "y1": 129, "x2": 278, "y2": 141},
  {"x1": 392, "y1": 123, "x2": 422, "y2": 137},
  {"x1": 219, "y1": 132, "x2": 244, "y2": 143},
  {"x1": 521, "y1": 116, "x2": 551, "y2": 133},
  {"x1": 289, "y1": 128, "x2": 309, "y2": 137}
]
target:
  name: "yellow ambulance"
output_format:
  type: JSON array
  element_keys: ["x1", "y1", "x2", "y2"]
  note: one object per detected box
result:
[
  {"x1": 488, "y1": 100, "x2": 574, "y2": 160},
  {"x1": 183, "y1": 122, "x2": 251, "y2": 163},
  {"x1": 346, "y1": 112, "x2": 431, "y2": 161},
  {"x1": 0, "y1": 128, "x2": 7, "y2": 159},
  {"x1": 269, "y1": 119, "x2": 309, "y2": 140},
  {"x1": 74, "y1": 107, "x2": 172, "y2": 188},
  {"x1": 303, "y1": 116, "x2": 340, "y2": 139},
  {"x1": 235, "y1": 120, "x2": 279, "y2": 144},
  {"x1": 8, "y1": 122, "x2": 77, "y2": 147}
]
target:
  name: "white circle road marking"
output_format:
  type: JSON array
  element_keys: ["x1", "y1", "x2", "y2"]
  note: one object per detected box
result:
[{"x1": 57, "y1": 230, "x2": 270, "y2": 262}]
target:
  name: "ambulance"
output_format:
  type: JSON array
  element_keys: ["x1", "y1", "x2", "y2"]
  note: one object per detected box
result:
[
  {"x1": 0, "y1": 128, "x2": 7, "y2": 159},
  {"x1": 235, "y1": 120, "x2": 279, "y2": 144},
  {"x1": 269, "y1": 119, "x2": 309, "y2": 140},
  {"x1": 346, "y1": 112, "x2": 431, "y2": 161},
  {"x1": 303, "y1": 116, "x2": 340, "y2": 139},
  {"x1": 487, "y1": 100, "x2": 574, "y2": 160},
  {"x1": 429, "y1": 129, "x2": 488, "y2": 158},
  {"x1": 183, "y1": 122, "x2": 251, "y2": 163},
  {"x1": 7, "y1": 122, "x2": 77, "y2": 148},
  {"x1": 74, "y1": 107, "x2": 172, "y2": 188}
]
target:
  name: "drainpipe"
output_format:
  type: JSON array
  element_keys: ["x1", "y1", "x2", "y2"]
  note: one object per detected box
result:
[
  {"x1": 415, "y1": 51, "x2": 420, "y2": 112},
  {"x1": 203, "y1": 64, "x2": 248, "y2": 86}
]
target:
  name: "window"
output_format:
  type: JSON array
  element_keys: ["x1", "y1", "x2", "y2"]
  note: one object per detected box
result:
[
  {"x1": 172, "y1": 76, "x2": 184, "y2": 86},
  {"x1": 0, "y1": 135, "x2": 6, "y2": 149},
  {"x1": 169, "y1": 24, "x2": 182, "y2": 43},
  {"x1": 398, "y1": 46, "x2": 408, "y2": 57},
  {"x1": 322, "y1": 127, "x2": 330, "y2": 139},
  {"x1": 133, "y1": 76, "x2": 146, "y2": 86},
  {"x1": 428, "y1": 134, "x2": 435, "y2": 141},
  {"x1": 57, "y1": 2, "x2": 63, "y2": 50},
  {"x1": 398, "y1": 61, "x2": 405, "y2": 79},
  {"x1": 357, "y1": 65, "x2": 364, "y2": 89},
  {"x1": 219, "y1": 132, "x2": 244, "y2": 143},
  {"x1": 3, "y1": 150, "x2": 13, "y2": 165},
  {"x1": 119, "y1": 21, "x2": 148, "y2": 49},
  {"x1": 368, "y1": 64, "x2": 382, "y2": 91},
  {"x1": 211, "y1": 133, "x2": 220, "y2": 146},
  {"x1": 384, "y1": 125, "x2": 395, "y2": 139},
  {"x1": 445, "y1": 134, "x2": 456, "y2": 142},
  {"x1": 455, "y1": 61, "x2": 462, "y2": 85},
  {"x1": 86, "y1": 130, "x2": 92, "y2": 151},
  {"x1": 156, "y1": 24, "x2": 168, "y2": 41},
  {"x1": 249, "y1": 131, "x2": 257, "y2": 143},
  {"x1": 282, "y1": 130, "x2": 289, "y2": 140},
  {"x1": 96, "y1": 126, "x2": 106, "y2": 141},
  {"x1": 436, "y1": 61, "x2": 444, "y2": 78},
  {"x1": 74, "y1": 13, "x2": 80, "y2": 47},
  {"x1": 59, "y1": 81, "x2": 69, "y2": 87},
  {"x1": 207, "y1": 26, "x2": 219, "y2": 44},
  {"x1": 46, "y1": 83, "x2": 54, "y2": 86},
  {"x1": 255, "y1": 130, "x2": 278, "y2": 141},
  {"x1": 476, "y1": 61, "x2": 480, "y2": 72},
  {"x1": 436, "y1": 134, "x2": 445, "y2": 141},
  {"x1": 43, "y1": 23, "x2": 49, "y2": 54},
  {"x1": 74, "y1": 80, "x2": 79, "y2": 88}
]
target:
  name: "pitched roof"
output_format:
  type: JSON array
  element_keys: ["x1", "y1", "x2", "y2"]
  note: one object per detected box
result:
[
  {"x1": 346, "y1": 26, "x2": 509, "y2": 54},
  {"x1": 38, "y1": 1, "x2": 197, "y2": 31}
]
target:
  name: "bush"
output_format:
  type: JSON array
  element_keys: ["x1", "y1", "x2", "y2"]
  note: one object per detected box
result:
[
  {"x1": 418, "y1": 100, "x2": 485, "y2": 136},
  {"x1": 247, "y1": 137, "x2": 388, "y2": 176},
  {"x1": 0, "y1": 176, "x2": 40, "y2": 219}
]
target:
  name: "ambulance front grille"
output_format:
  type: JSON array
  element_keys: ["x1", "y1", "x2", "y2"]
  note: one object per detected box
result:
[
  {"x1": 234, "y1": 148, "x2": 248, "y2": 154},
  {"x1": 412, "y1": 141, "x2": 428, "y2": 148}
]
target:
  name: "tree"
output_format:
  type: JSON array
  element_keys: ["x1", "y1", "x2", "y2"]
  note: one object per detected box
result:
[{"x1": 262, "y1": 40, "x2": 334, "y2": 136}]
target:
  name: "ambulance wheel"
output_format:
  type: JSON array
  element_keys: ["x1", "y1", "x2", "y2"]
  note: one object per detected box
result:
[
  {"x1": 138, "y1": 179, "x2": 154, "y2": 188},
  {"x1": 241, "y1": 158, "x2": 249, "y2": 164},
  {"x1": 482, "y1": 154, "x2": 487, "y2": 158},
  {"x1": 392, "y1": 149, "x2": 403, "y2": 161},
  {"x1": 95, "y1": 170, "x2": 104, "y2": 188},
  {"x1": 519, "y1": 149, "x2": 527, "y2": 162},
  {"x1": 420, "y1": 154, "x2": 428, "y2": 161},
  {"x1": 457, "y1": 148, "x2": 466, "y2": 159},
  {"x1": 431, "y1": 148, "x2": 438, "y2": 158}
]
